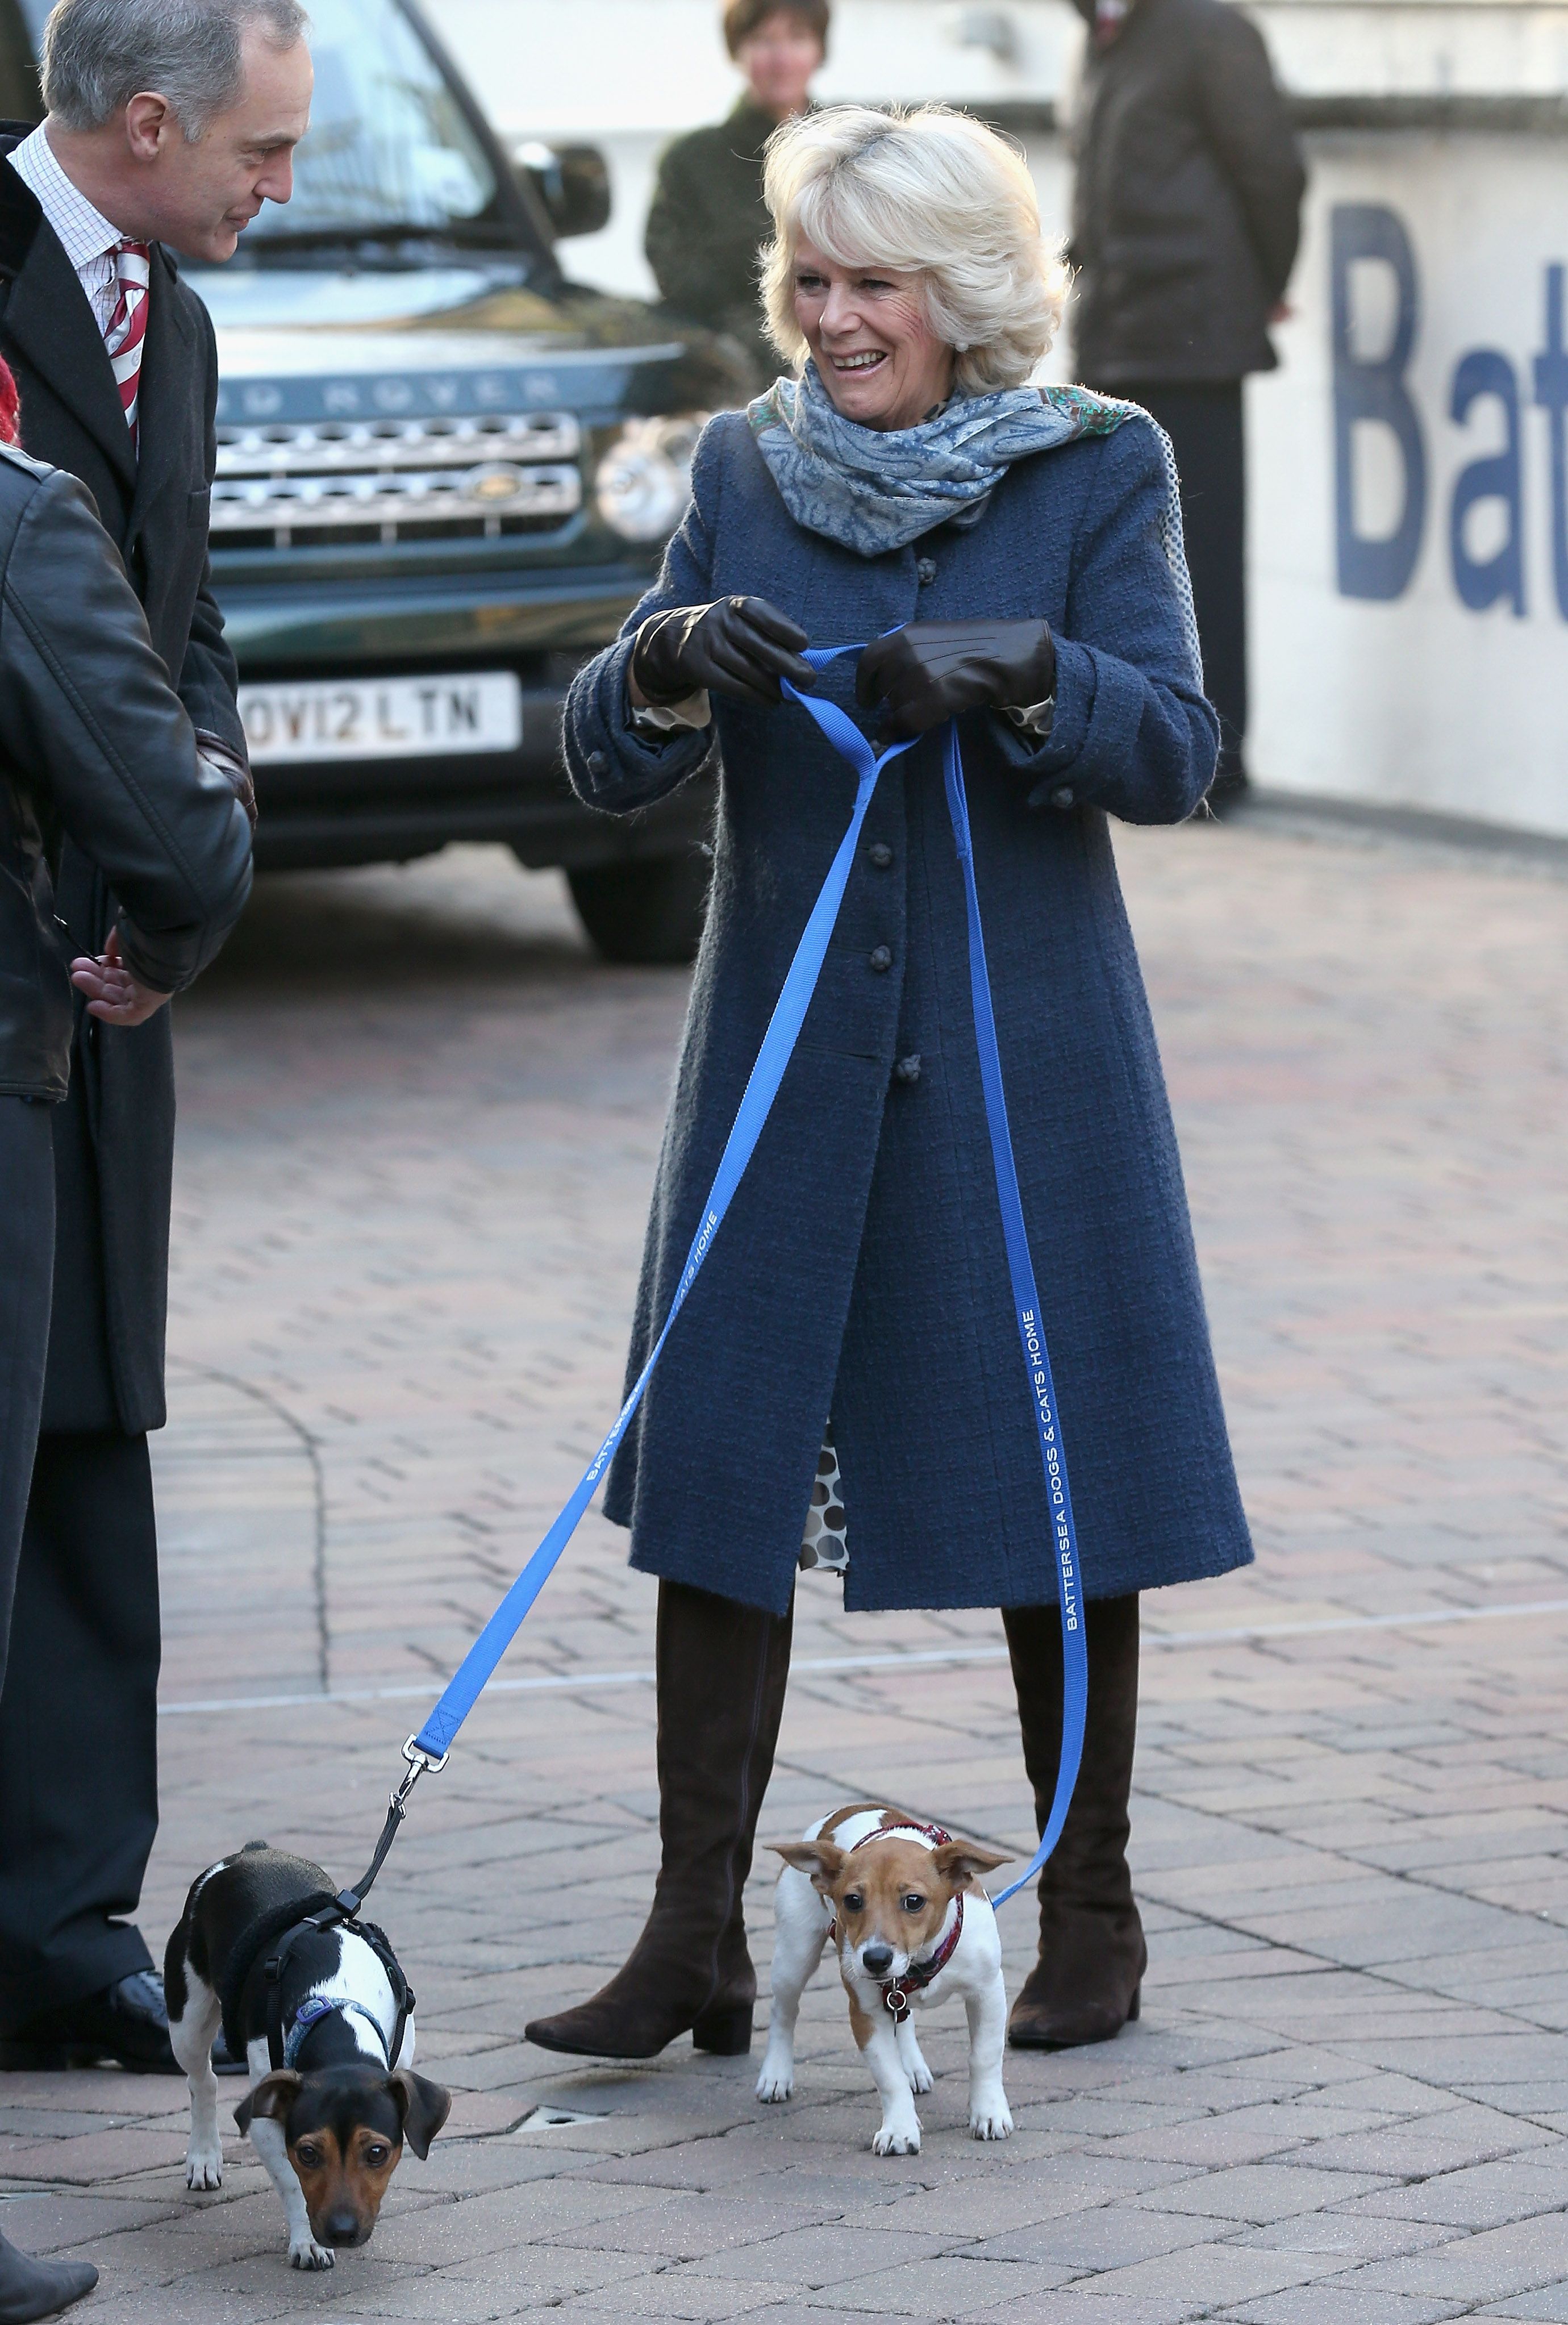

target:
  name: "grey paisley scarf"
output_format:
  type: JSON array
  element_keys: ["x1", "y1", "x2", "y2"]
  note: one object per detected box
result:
[{"x1": 747, "y1": 361, "x2": 1199, "y2": 669}]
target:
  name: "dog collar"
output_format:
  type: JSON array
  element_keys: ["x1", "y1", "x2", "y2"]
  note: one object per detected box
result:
[
  {"x1": 260, "y1": 1903, "x2": 415, "y2": 2075},
  {"x1": 877, "y1": 1893, "x2": 964, "y2": 2023},
  {"x1": 282, "y1": 1995, "x2": 390, "y2": 2072}
]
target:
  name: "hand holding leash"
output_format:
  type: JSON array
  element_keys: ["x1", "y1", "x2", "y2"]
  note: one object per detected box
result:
[
  {"x1": 856, "y1": 618, "x2": 1056, "y2": 738},
  {"x1": 631, "y1": 595, "x2": 814, "y2": 710}
]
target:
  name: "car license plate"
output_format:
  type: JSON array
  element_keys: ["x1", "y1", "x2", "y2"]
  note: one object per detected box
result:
[{"x1": 237, "y1": 672, "x2": 523, "y2": 765}]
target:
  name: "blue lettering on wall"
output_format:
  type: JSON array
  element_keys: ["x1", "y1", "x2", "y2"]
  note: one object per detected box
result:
[
  {"x1": 1533, "y1": 264, "x2": 1568, "y2": 619},
  {"x1": 1332, "y1": 204, "x2": 1427, "y2": 601},
  {"x1": 1450, "y1": 351, "x2": 1525, "y2": 614},
  {"x1": 1331, "y1": 208, "x2": 1568, "y2": 621}
]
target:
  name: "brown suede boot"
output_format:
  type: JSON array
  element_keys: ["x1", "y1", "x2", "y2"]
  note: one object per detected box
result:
[
  {"x1": 1002, "y1": 1591, "x2": 1147, "y2": 2049},
  {"x1": 525, "y1": 1580, "x2": 792, "y2": 2060}
]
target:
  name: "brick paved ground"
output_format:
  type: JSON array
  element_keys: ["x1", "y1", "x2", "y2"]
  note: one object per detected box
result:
[{"x1": 4, "y1": 807, "x2": 1568, "y2": 2323}]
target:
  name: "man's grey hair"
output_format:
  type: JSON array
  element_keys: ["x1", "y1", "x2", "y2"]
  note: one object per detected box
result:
[{"x1": 41, "y1": 0, "x2": 308, "y2": 139}]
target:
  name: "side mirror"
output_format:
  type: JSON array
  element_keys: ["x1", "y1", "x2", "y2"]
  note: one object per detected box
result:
[{"x1": 512, "y1": 141, "x2": 612, "y2": 241}]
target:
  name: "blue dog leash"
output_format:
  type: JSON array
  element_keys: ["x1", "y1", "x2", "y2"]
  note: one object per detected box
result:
[
  {"x1": 781, "y1": 659, "x2": 1086, "y2": 1910},
  {"x1": 403, "y1": 659, "x2": 919, "y2": 1771},
  {"x1": 341, "y1": 645, "x2": 1083, "y2": 1924},
  {"x1": 937, "y1": 710, "x2": 1085, "y2": 1907}
]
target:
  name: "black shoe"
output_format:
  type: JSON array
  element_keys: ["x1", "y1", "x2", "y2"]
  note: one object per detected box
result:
[
  {"x1": 0, "y1": 2233, "x2": 96, "y2": 2320},
  {"x1": 0, "y1": 1969, "x2": 178, "y2": 2074}
]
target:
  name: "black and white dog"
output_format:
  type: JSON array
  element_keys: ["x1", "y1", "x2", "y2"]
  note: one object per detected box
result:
[{"x1": 165, "y1": 1843, "x2": 450, "y2": 2270}]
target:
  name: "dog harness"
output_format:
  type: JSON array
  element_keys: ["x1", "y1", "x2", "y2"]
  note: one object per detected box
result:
[
  {"x1": 830, "y1": 1820, "x2": 968, "y2": 2024},
  {"x1": 262, "y1": 1905, "x2": 414, "y2": 2074}
]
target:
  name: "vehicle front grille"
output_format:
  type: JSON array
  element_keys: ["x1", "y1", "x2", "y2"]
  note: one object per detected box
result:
[{"x1": 211, "y1": 411, "x2": 583, "y2": 548}]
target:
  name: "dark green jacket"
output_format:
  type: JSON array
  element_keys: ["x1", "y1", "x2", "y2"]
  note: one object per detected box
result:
[{"x1": 644, "y1": 99, "x2": 778, "y2": 378}]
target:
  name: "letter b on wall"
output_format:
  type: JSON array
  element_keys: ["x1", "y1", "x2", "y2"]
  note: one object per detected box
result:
[{"x1": 1332, "y1": 205, "x2": 1427, "y2": 600}]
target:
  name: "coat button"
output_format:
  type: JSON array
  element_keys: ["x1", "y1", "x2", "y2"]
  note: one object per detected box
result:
[
  {"x1": 916, "y1": 557, "x2": 937, "y2": 585},
  {"x1": 869, "y1": 945, "x2": 893, "y2": 973},
  {"x1": 893, "y1": 1053, "x2": 921, "y2": 1084},
  {"x1": 1051, "y1": 785, "x2": 1075, "y2": 810},
  {"x1": 868, "y1": 842, "x2": 893, "y2": 869},
  {"x1": 587, "y1": 749, "x2": 607, "y2": 777}
]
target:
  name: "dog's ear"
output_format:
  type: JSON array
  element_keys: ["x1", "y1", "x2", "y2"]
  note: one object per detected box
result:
[
  {"x1": 389, "y1": 2068, "x2": 452, "y2": 2160},
  {"x1": 771, "y1": 1839, "x2": 846, "y2": 1894},
  {"x1": 932, "y1": 1839, "x2": 1011, "y2": 1891},
  {"x1": 234, "y1": 2070, "x2": 301, "y2": 2134}
]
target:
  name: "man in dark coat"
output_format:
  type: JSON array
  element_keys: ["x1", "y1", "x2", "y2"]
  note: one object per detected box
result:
[
  {"x1": 0, "y1": 382, "x2": 253, "y2": 2318},
  {"x1": 644, "y1": 0, "x2": 827, "y2": 380},
  {"x1": 0, "y1": 0, "x2": 312, "y2": 2077},
  {"x1": 1067, "y1": 0, "x2": 1305, "y2": 799}
]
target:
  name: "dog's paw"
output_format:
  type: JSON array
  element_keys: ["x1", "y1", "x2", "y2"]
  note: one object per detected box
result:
[
  {"x1": 872, "y1": 2123, "x2": 921, "y2": 2156},
  {"x1": 755, "y1": 2064, "x2": 794, "y2": 2103},
  {"x1": 969, "y1": 2098, "x2": 1014, "y2": 2141},
  {"x1": 289, "y1": 2238, "x2": 335, "y2": 2271},
  {"x1": 906, "y1": 2057, "x2": 935, "y2": 2095},
  {"x1": 184, "y1": 2147, "x2": 223, "y2": 2192}
]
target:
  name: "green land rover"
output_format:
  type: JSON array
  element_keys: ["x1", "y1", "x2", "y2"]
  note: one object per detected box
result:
[{"x1": 2, "y1": 0, "x2": 745, "y2": 961}]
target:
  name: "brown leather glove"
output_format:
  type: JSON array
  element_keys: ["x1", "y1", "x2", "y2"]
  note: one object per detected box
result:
[
  {"x1": 856, "y1": 620, "x2": 1057, "y2": 740},
  {"x1": 195, "y1": 728, "x2": 257, "y2": 830}
]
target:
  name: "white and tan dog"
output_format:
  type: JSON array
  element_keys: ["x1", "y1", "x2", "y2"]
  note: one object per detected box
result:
[{"x1": 757, "y1": 1803, "x2": 1012, "y2": 2155}]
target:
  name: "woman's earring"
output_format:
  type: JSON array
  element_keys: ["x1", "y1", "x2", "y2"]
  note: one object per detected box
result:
[{"x1": 954, "y1": 340, "x2": 970, "y2": 353}]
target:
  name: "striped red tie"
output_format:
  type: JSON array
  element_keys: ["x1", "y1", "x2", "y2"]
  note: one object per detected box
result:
[{"x1": 106, "y1": 239, "x2": 150, "y2": 449}]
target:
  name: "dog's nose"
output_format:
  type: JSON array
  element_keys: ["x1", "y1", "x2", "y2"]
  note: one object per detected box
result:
[
  {"x1": 861, "y1": 1943, "x2": 894, "y2": 1977},
  {"x1": 323, "y1": 2214, "x2": 362, "y2": 2247}
]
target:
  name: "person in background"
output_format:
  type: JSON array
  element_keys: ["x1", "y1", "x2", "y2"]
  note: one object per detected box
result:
[
  {"x1": 644, "y1": 0, "x2": 828, "y2": 378},
  {"x1": 0, "y1": 0, "x2": 311, "y2": 2082},
  {"x1": 0, "y1": 354, "x2": 252, "y2": 2318},
  {"x1": 1067, "y1": 0, "x2": 1304, "y2": 805}
]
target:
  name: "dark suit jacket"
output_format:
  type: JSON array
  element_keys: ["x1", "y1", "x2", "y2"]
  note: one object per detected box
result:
[
  {"x1": 1069, "y1": 0, "x2": 1306, "y2": 385},
  {"x1": 0, "y1": 134, "x2": 245, "y2": 1435}
]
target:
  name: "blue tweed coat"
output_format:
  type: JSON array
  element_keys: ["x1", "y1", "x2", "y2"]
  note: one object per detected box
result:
[{"x1": 564, "y1": 409, "x2": 1253, "y2": 1616}]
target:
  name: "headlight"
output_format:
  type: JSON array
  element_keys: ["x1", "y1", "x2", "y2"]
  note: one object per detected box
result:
[{"x1": 594, "y1": 414, "x2": 707, "y2": 542}]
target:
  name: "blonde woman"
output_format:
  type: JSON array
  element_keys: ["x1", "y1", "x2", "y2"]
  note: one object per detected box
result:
[{"x1": 530, "y1": 107, "x2": 1249, "y2": 2066}]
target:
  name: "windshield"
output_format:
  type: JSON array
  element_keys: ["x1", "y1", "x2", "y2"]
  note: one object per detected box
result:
[{"x1": 248, "y1": 0, "x2": 502, "y2": 243}]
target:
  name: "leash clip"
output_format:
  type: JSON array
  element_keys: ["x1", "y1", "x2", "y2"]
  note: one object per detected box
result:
[
  {"x1": 330, "y1": 1738, "x2": 452, "y2": 1923},
  {"x1": 400, "y1": 1735, "x2": 448, "y2": 1790}
]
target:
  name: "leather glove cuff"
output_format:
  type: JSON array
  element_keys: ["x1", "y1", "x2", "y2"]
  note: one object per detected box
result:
[
  {"x1": 195, "y1": 727, "x2": 258, "y2": 831},
  {"x1": 630, "y1": 610, "x2": 697, "y2": 707}
]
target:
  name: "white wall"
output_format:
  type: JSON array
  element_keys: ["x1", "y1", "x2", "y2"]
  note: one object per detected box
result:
[
  {"x1": 431, "y1": 0, "x2": 1081, "y2": 134},
  {"x1": 428, "y1": 0, "x2": 1568, "y2": 131},
  {"x1": 1248, "y1": 131, "x2": 1568, "y2": 833},
  {"x1": 430, "y1": 0, "x2": 1082, "y2": 299}
]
